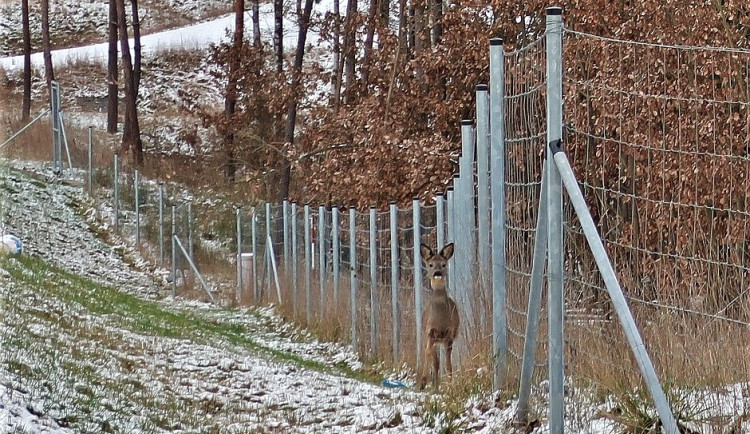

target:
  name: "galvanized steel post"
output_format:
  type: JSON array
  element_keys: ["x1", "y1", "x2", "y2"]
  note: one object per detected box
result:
[
  {"x1": 389, "y1": 202, "x2": 400, "y2": 362},
  {"x1": 369, "y1": 206, "x2": 378, "y2": 357},
  {"x1": 489, "y1": 36, "x2": 508, "y2": 390},
  {"x1": 545, "y1": 8, "x2": 565, "y2": 432}
]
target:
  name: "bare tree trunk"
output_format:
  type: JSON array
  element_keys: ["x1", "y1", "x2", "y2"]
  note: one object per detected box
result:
[
  {"x1": 331, "y1": 0, "x2": 341, "y2": 110},
  {"x1": 107, "y1": 0, "x2": 118, "y2": 133},
  {"x1": 21, "y1": 0, "x2": 31, "y2": 120},
  {"x1": 431, "y1": 0, "x2": 442, "y2": 45},
  {"x1": 360, "y1": 0, "x2": 379, "y2": 89},
  {"x1": 385, "y1": 0, "x2": 406, "y2": 121},
  {"x1": 414, "y1": 0, "x2": 428, "y2": 53},
  {"x1": 274, "y1": 0, "x2": 283, "y2": 72},
  {"x1": 252, "y1": 0, "x2": 261, "y2": 46},
  {"x1": 131, "y1": 0, "x2": 142, "y2": 92},
  {"x1": 379, "y1": 0, "x2": 389, "y2": 27},
  {"x1": 41, "y1": 0, "x2": 54, "y2": 88},
  {"x1": 224, "y1": 0, "x2": 245, "y2": 182},
  {"x1": 280, "y1": 0, "x2": 315, "y2": 202},
  {"x1": 341, "y1": 0, "x2": 357, "y2": 103},
  {"x1": 116, "y1": 0, "x2": 142, "y2": 166}
]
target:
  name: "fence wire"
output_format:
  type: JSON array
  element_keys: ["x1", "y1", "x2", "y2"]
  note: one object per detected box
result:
[
  {"x1": 561, "y1": 28, "x2": 750, "y2": 427},
  {"x1": 502, "y1": 34, "x2": 549, "y2": 385}
]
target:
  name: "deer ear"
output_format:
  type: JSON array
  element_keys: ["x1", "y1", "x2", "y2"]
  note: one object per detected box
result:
[
  {"x1": 439, "y1": 243, "x2": 454, "y2": 260},
  {"x1": 420, "y1": 244, "x2": 433, "y2": 260}
]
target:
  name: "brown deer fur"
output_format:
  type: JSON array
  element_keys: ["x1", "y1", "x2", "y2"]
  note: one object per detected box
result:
[{"x1": 418, "y1": 243, "x2": 460, "y2": 390}]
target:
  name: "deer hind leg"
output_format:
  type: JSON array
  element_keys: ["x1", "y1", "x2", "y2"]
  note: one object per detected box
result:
[{"x1": 418, "y1": 333, "x2": 437, "y2": 390}]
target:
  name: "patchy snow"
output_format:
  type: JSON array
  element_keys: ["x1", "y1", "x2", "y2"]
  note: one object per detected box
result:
[
  {"x1": 1, "y1": 0, "x2": 329, "y2": 72},
  {"x1": 2, "y1": 159, "x2": 748, "y2": 433}
]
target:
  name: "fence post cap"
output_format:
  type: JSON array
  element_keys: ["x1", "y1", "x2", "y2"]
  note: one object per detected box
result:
[
  {"x1": 490, "y1": 37, "x2": 504, "y2": 46},
  {"x1": 546, "y1": 6, "x2": 563, "y2": 15}
]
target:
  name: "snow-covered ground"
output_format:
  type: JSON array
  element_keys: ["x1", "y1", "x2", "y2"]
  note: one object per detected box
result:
[
  {"x1": 1, "y1": 161, "x2": 748, "y2": 433},
  {"x1": 0, "y1": 0, "x2": 324, "y2": 71},
  {"x1": 0, "y1": 161, "x2": 528, "y2": 433}
]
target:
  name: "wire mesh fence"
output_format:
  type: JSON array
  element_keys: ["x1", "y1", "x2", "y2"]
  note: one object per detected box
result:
[
  {"x1": 4, "y1": 7, "x2": 750, "y2": 429},
  {"x1": 559, "y1": 28, "x2": 750, "y2": 427}
]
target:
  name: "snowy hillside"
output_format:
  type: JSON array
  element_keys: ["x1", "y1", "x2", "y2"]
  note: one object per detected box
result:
[{"x1": 0, "y1": 161, "x2": 527, "y2": 433}]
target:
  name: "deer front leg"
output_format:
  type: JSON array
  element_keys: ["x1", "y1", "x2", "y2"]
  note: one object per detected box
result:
[
  {"x1": 418, "y1": 333, "x2": 437, "y2": 390},
  {"x1": 431, "y1": 337, "x2": 440, "y2": 388},
  {"x1": 445, "y1": 338, "x2": 454, "y2": 377}
]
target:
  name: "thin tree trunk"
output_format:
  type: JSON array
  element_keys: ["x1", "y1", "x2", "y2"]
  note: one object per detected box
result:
[
  {"x1": 252, "y1": 0, "x2": 261, "y2": 46},
  {"x1": 341, "y1": 0, "x2": 357, "y2": 103},
  {"x1": 116, "y1": 0, "x2": 142, "y2": 166},
  {"x1": 131, "y1": 0, "x2": 142, "y2": 92},
  {"x1": 431, "y1": 0, "x2": 442, "y2": 45},
  {"x1": 414, "y1": 0, "x2": 427, "y2": 53},
  {"x1": 379, "y1": 0, "x2": 389, "y2": 27},
  {"x1": 331, "y1": 0, "x2": 341, "y2": 110},
  {"x1": 224, "y1": 0, "x2": 245, "y2": 182},
  {"x1": 360, "y1": 0, "x2": 379, "y2": 89},
  {"x1": 41, "y1": 0, "x2": 54, "y2": 88},
  {"x1": 107, "y1": 0, "x2": 118, "y2": 133},
  {"x1": 274, "y1": 0, "x2": 284, "y2": 72},
  {"x1": 385, "y1": 0, "x2": 406, "y2": 121},
  {"x1": 21, "y1": 0, "x2": 31, "y2": 120},
  {"x1": 280, "y1": 0, "x2": 315, "y2": 202}
]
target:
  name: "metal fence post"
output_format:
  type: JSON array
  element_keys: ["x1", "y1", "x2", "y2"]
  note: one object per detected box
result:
[
  {"x1": 236, "y1": 206, "x2": 243, "y2": 302},
  {"x1": 87, "y1": 126, "x2": 93, "y2": 193},
  {"x1": 251, "y1": 206, "x2": 258, "y2": 302},
  {"x1": 135, "y1": 170, "x2": 140, "y2": 245},
  {"x1": 318, "y1": 204, "x2": 326, "y2": 314},
  {"x1": 413, "y1": 198, "x2": 423, "y2": 367},
  {"x1": 332, "y1": 206, "x2": 340, "y2": 306},
  {"x1": 304, "y1": 204, "x2": 312, "y2": 324},
  {"x1": 517, "y1": 162, "x2": 549, "y2": 423},
  {"x1": 550, "y1": 144, "x2": 680, "y2": 434},
  {"x1": 291, "y1": 203, "x2": 298, "y2": 315},
  {"x1": 113, "y1": 154, "x2": 119, "y2": 232},
  {"x1": 546, "y1": 8, "x2": 565, "y2": 432},
  {"x1": 369, "y1": 206, "x2": 378, "y2": 357},
  {"x1": 50, "y1": 81, "x2": 62, "y2": 174},
  {"x1": 188, "y1": 201, "x2": 194, "y2": 262},
  {"x1": 446, "y1": 186, "x2": 455, "y2": 288},
  {"x1": 159, "y1": 183, "x2": 164, "y2": 266},
  {"x1": 283, "y1": 200, "x2": 290, "y2": 272},
  {"x1": 476, "y1": 85, "x2": 491, "y2": 281},
  {"x1": 458, "y1": 120, "x2": 476, "y2": 329},
  {"x1": 266, "y1": 202, "x2": 272, "y2": 298},
  {"x1": 390, "y1": 202, "x2": 400, "y2": 362},
  {"x1": 349, "y1": 207, "x2": 358, "y2": 351},
  {"x1": 171, "y1": 204, "x2": 177, "y2": 299},
  {"x1": 489, "y1": 36, "x2": 508, "y2": 391},
  {"x1": 436, "y1": 192, "x2": 444, "y2": 249}
]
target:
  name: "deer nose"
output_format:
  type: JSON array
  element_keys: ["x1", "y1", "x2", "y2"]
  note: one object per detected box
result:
[{"x1": 433, "y1": 270, "x2": 443, "y2": 277}]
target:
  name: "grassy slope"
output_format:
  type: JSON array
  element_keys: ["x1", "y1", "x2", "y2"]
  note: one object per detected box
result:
[{"x1": 0, "y1": 253, "x2": 381, "y2": 432}]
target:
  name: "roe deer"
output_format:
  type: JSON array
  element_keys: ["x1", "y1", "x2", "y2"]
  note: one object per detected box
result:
[{"x1": 418, "y1": 243, "x2": 460, "y2": 390}]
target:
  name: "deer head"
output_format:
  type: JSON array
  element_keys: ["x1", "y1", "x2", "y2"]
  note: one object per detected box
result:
[{"x1": 420, "y1": 243, "x2": 454, "y2": 291}]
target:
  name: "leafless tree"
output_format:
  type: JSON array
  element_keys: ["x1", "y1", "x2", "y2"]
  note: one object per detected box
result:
[
  {"x1": 341, "y1": 0, "x2": 357, "y2": 103},
  {"x1": 223, "y1": 0, "x2": 245, "y2": 181},
  {"x1": 280, "y1": 0, "x2": 315, "y2": 201},
  {"x1": 251, "y1": 0, "x2": 261, "y2": 46},
  {"x1": 107, "y1": 0, "x2": 118, "y2": 133},
  {"x1": 331, "y1": 0, "x2": 341, "y2": 110},
  {"x1": 116, "y1": 0, "x2": 143, "y2": 166},
  {"x1": 274, "y1": 0, "x2": 283, "y2": 72},
  {"x1": 41, "y1": 0, "x2": 54, "y2": 88},
  {"x1": 21, "y1": 0, "x2": 31, "y2": 120}
]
